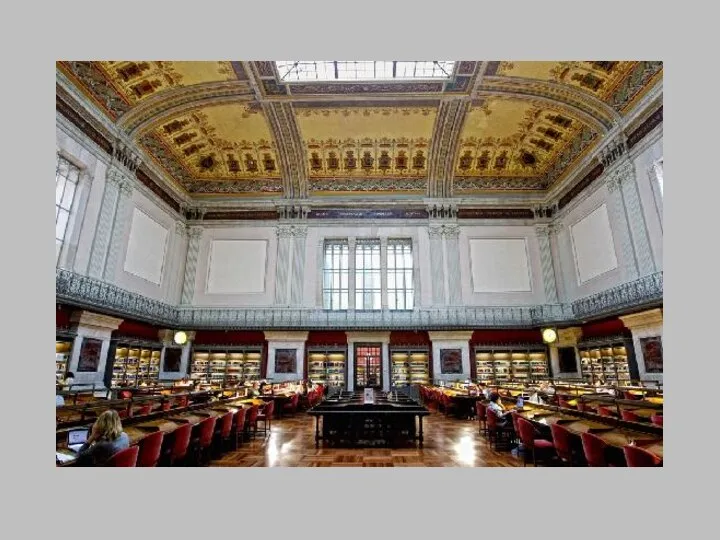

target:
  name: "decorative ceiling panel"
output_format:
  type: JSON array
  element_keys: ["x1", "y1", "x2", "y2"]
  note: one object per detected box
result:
[
  {"x1": 141, "y1": 103, "x2": 283, "y2": 194},
  {"x1": 296, "y1": 107, "x2": 437, "y2": 184},
  {"x1": 455, "y1": 96, "x2": 590, "y2": 181},
  {"x1": 95, "y1": 61, "x2": 238, "y2": 104}
]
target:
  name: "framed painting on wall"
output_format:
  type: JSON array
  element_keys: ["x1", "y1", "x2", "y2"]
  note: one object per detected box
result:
[
  {"x1": 163, "y1": 348, "x2": 182, "y2": 372},
  {"x1": 77, "y1": 338, "x2": 103, "y2": 372},
  {"x1": 440, "y1": 349, "x2": 462, "y2": 374},
  {"x1": 275, "y1": 349, "x2": 297, "y2": 374},
  {"x1": 640, "y1": 336, "x2": 663, "y2": 373}
]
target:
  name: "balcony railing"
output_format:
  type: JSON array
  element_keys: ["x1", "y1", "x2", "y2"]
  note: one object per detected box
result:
[{"x1": 56, "y1": 269, "x2": 662, "y2": 330}]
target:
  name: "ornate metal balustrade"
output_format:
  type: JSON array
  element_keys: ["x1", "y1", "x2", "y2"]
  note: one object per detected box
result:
[
  {"x1": 571, "y1": 271, "x2": 663, "y2": 320},
  {"x1": 56, "y1": 269, "x2": 662, "y2": 330}
]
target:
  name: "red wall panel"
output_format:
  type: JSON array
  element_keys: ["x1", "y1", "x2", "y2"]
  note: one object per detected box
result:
[
  {"x1": 193, "y1": 330, "x2": 267, "y2": 345},
  {"x1": 306, "y1": 331, "x2": 348, "y2": 345},
  {"x1": 580, "y1": 318, "x2": 629, "y2": 338},
  {"x1": 470, "y1": 329, "x2": 543, "y2": 344}
]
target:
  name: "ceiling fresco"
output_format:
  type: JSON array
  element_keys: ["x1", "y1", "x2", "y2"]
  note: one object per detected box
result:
[
  {"x1": 453, "y1": 97, "x2": 592, "y2": 190},
  {"x1": 296, "y1": 107, "x2": 436, "y2": 188},
  {"x1": 56, "y1": 60, "x2": 662, "y2": 201}
]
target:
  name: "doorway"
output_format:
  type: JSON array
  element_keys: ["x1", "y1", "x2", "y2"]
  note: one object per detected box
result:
[{"x1": 355, "y1": 344, "x2": 382, "y2": 389}]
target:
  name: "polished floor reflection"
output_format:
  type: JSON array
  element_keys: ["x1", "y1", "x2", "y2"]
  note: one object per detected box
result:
[{"x1": 210, "y1": 411, "x2": 521, "y2": 467}]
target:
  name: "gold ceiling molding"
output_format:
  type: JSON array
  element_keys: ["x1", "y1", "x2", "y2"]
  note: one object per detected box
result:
[
  {"x1": 263, "y1": 101, "x2": 307, "y2": 199},
  {"x1": 428, "y1": 98, "x2": 471, "y2": 198}
]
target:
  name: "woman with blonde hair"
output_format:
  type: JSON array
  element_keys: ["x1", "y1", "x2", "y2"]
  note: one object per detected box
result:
[{"x1": 75, "y1": 409, "x2": 130, "y2": 466}]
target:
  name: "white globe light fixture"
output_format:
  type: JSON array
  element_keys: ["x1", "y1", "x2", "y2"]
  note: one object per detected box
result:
[
  {"x1": 173, "y1": 331, "x2": 188, "y2": 345},
  {"x1": 542, "y1": 328, "x2": 558, "y2": 344}
]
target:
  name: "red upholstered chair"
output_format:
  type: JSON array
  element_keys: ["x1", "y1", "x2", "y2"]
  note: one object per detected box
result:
[
  {"x1": 105, "y1": 445, "x2": 139, "y2": 467},
  {"x1": 244, "y1": 405, "x2": 259, "y2": 441},
  {"x1": 623, "y1": 444, "x2": 662, "y2": 467},
  {"x1": 283, "y1": 393, "x2": 300, "y2": 415},
  {"x1": 486, "y1": 409, "x2": 513, "y2": 450},
  {"x1": 215, "y1": 411, "x2": 234, "y2": 455},
  {"x1": 167, "y1": 423, "x2": 193, "y2": 466},
  {"x1": 621, "y1": 410, "x2": 642, "y2": 422},
  {"x1": 581, "y1": 432, "x2": 609, "y2": 467},
  {"x1": 257, "y1": 400, "x2": 275, "y2": 438},
  {"x1": 550, "y1": 423, "x2": 574, "y2": 466},
  {"x1": 475, "y1": 402, "x2": 487, "y2": 437},
  {"x1": 509, "y1": 410, "x2": 522, "y2": 446},
  {"x1": 119, "y1": 390, "x2": 133, "y2": 400},
  {"x1": 516, "y1": 417, "x2": 555, "y2": 466},
  {"x1": 117, "y1": 408, "x2": 129, "y2": 420},
  {"x1": 136, "y1": 404, "x2": 152, "y2": 417},
  {"x1": 597, "y1": 406, "x2": 615, "y2": 417},
  {"x1": 651, "y1": 414, "x2": 663, "y2": 427},
  {"x1": 233, "y1": 407, "x2": 247, "y2": 450},
  {"x1": 623, "y1": 391, "x2": 641, "y2": 401},
  {"x1": 136, "y1": 431, "x2": 164, "y2": 467},
  {"x1": 196, "y1": 417, "x2": 218, "y2": 465},
  {"x1": 161, "y1": 400, "x2": 172, "y2": 412}
]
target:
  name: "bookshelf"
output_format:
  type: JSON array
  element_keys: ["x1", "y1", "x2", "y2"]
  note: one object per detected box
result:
[
  {"x1": 56, "y1": 337, "x2": 74, "y2": 382},
  {"x1": 390, "y1": 347, "x2": 430, "y2": 387},
  {"x1": 474, "y1": 345, "x2": 549, "y2": 383},
  {"x1": 110, "y1": 340, "x2": 162, "y2": 388},
  {"x1": 306, "y1": 347, "x2": 347, "y2": 387},
  {"x1": 578, "y1": 337, "x2": 637, "y2": 385},
  {"x1": 190, "y1": 346, "x2": 264, "y2": 387}
]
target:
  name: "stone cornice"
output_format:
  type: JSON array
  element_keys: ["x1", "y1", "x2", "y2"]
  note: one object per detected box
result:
[
  {"x1": 264, "y1": 331, "x2": 310, "y2": 342},
  {"x1": 619, "y1": 308, "x2": 663, "y2": 330},
  {"x1": 427, "y1": 331, "x2": 474, "y2": 342}
]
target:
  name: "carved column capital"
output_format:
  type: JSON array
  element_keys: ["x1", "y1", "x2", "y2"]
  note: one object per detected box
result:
[
  {"x1": 188, "y1": 226, "x2": 204, "y2": 239},
  {"x1": 429, "y1": 222, "x2": 459, "y2": 238},
  {"x1": 118, "y1": 178, "x2": 134, "y2": 197},
  {"x1": 106, "y1": 166, "x2": 126, "y2": 187},
  {"x1": 547, "y1": 221, "x2": 563, "y2": 237},
  {"x1": 276, "y1": 224, "x2": 308, "y2": 238},
  {"x1": 606, "y1": 159, "x2": 635, "y2": 193},
  {"x1": 175, "y1": 221, "x2": 188, "y2": 237}
]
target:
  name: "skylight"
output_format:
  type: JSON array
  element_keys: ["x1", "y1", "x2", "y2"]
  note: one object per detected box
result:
[{"x1": 275, "y1": 61, "x2": 456, "y2": 82}]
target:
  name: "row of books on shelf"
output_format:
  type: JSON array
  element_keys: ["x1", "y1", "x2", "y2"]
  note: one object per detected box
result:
[
  {"x1": 391, "y1": 352, "x2": 429, "y2": 386},
  {"x1": 56, "y1": 341, "x2": 72, "y2": 381},
  {"x1": 476, "y1": 351, "x2": 548, "y2": 380},
  {"x1": 190, "y1": 350, "x2": 262, "y2": 383}
]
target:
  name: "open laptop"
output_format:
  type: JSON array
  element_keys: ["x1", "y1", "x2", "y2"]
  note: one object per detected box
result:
[{"x1": 67, "y1": 429, "x2": 89, "y2": 453}]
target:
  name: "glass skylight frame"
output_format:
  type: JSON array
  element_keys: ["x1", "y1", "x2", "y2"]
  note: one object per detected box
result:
[{"x1": 275, "y1": 61, "x2": 456, "y2": 82}]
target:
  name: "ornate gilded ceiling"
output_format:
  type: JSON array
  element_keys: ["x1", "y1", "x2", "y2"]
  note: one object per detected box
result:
[{"x1": 56, "y1": 60, "x2": 662, "y2": 200}]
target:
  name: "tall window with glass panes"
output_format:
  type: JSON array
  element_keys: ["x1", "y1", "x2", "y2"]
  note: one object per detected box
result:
[
  {"x1": 56, "y1": 155, "x2": 80, "y2": 266},
  {"x1": 322, "y1": 238, "x2": 414, "y2": 311}
]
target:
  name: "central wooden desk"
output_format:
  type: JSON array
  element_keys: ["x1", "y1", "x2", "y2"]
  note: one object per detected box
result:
[{"x1": 308, "y1": 394, "x2": 429, "y2": 448}]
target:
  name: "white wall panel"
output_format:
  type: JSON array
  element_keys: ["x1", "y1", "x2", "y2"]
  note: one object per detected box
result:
[
  {"x1": 469, "y1": 238, "x2": 532, "y2": 293},
  {"x1": 123, "y1": 208, "x2": 168, "y2": 285},
  {"x1": 570, "y1": 203, "x2": 618, "y2": 284},
  {"x1": 206, "y1": 240, "x2": 267, "y2": 294}
]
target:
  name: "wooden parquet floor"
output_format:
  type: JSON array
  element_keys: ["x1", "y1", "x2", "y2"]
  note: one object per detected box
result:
[{"x1": 209, "y1": 411, "x2": 523, "y2": 467}]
